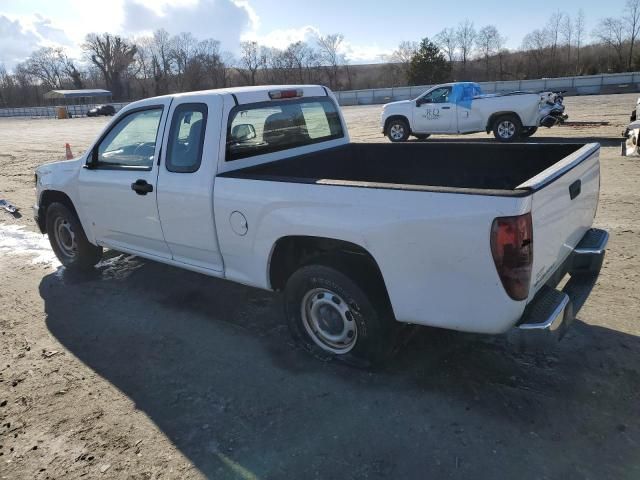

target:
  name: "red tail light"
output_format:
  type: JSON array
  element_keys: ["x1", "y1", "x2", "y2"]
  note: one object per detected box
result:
[
  {"x1": 269, "y1": 89, "x2": 303, "y2": 99},
  {"x1": 490, "y1": 212, "x2": 533, "y2": 301}
]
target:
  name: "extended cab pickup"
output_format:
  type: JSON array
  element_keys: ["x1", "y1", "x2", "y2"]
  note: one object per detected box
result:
[
  {"x1": 381, "y1": 82, "x2": 567, "y2": 142},
  {"x1": 34, "y1": 85, "x2": 607, "y2": 366}
]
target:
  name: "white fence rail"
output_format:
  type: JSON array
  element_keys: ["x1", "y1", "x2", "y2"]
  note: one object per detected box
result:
[
  {"x1": 334, "y1": 72, "x2": 640, "y2": 106},
  {"x1": 0, "y1": 102, "x2": 128, "y2": 118}
]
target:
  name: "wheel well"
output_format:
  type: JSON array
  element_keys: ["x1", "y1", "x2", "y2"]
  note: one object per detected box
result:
[
  {"x1": 269, "y1": 236, "x2": 389, "y2": 294},
  {"x1": 486, "y1": 111, "x2": 522, "y2": 132},
  {"x1": 384, "y1": 115, "x2": 410, "y2": 134},
  {"x1": 37, "y1": 190, "x2": 78, "y2": 233}
]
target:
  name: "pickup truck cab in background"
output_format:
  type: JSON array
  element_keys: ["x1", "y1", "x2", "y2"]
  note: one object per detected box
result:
[
  {"x1": 381, "y1": 82, "x2": 567, "y2": 142},
  {"x1": 34, "y1": 85, "x2": 606, "y2": 367}
]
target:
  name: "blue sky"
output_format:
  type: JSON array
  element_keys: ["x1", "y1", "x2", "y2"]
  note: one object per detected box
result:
[{"x1": 0, "y1": 0, "x2": 623, "y2": 68}]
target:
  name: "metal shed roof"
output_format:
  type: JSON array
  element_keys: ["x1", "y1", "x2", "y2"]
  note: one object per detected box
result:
[{"x1": 44, "y1": 89, "x2": 112, "y2": 99}]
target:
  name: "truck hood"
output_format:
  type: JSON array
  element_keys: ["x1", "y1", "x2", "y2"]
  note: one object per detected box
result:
[{"x1": 383, "y1": 100, "x2": 413, "y2": 109}]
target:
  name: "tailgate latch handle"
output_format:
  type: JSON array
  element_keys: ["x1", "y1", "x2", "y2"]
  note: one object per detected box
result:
[{"x1": 569, "y1": 179, "x2": 581, "y2": 200}]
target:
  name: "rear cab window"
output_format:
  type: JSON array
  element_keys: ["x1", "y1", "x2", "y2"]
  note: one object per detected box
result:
[{"x1": 226, "y1": 97, "x2": 344, "y2": 161}]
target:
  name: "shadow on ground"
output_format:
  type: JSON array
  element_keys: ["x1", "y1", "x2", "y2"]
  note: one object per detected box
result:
[{"x1": 41, "y1": 254, "x2": 640, "y2": 479}]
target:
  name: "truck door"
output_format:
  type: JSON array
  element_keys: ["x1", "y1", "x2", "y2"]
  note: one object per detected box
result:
[
  {"x1": 156, "y1": 94, "x2": 224, "y2": 272},
  {"x1": 77, "y1": 100, "x2": 172, "y2": 259},
  {"x1": 412, "y1": 86, "x2": 454, "y2": 133},
  {"x1": 455, "y1": 84, "x2": 484, "y2": 133}
]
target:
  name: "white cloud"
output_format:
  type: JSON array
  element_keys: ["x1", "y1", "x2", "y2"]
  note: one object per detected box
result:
[
  {"x1": 241, "y1": 25, "x2": 320, "y2": 49},
  {"x1": 339, "y1": 41, "x2": 393, "y2": 64},
  {"x1": 0, "y1": 14, "x2": 74, "y2": 69},
  {"x1": 122, "y1": 0, "x2": 253, "y2": 49}
]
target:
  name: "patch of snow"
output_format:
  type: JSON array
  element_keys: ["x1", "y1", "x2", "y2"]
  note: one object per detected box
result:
[{"x1": 0, "y1": 223, "x2": 60, "y2": 268}]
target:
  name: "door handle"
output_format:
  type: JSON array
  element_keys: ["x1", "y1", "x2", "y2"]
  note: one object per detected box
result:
[
  {"x1": 131, "y1": 179, "x2": 153, "y2": 195},
  {"x1": 441, "y1": 106, "x2": 451, "y2": 109}
]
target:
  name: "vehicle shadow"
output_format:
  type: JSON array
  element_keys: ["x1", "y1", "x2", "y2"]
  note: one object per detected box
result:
[{"x1": 41, "y1": 256, "x2": 640, "y2": 479}]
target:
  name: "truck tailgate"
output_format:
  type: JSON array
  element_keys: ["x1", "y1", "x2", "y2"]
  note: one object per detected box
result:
[{"x1": 517, "y1": 143, "x2": 600, "y2": 297}]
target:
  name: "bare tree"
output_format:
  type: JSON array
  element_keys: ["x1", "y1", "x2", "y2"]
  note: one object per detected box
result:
[
  {"x1": 83, "y1": 33, "x2": 137, "y2": 100},
  {"x1": 387, "y1": 41, "x2": 418, "y2": 82},
  {"x1": 562, "y1": 14, "x2": 573, "y2": 65},
  {"x1": 316, "y1": 33, "x2": 345, "y2": 89},
  {"x1": 575, "y1": 9, "x2": 586, "y2": 72},
  {"x1": 239, "y1": 41, "x2": 260, "y2": 85},
  {"x1": 476, "y1": 25, "x2": 504, "y2": 78},
  {"x1": 522, "y1": 29, "x2": 549, "y2": 77},
  {"x1": 625, "y1": 0, "x2": 640, "y2": 69},
  {"x1": 456, "y1": 20, "x2": 476, "y2": 75},
  {"x1": 435, "y1": 28, "x2": 457, "y2": 64},
  {"x1": 23, "y1": 47, "x2": 67, "y2": 89},
  {"x1": 594, "y1": 17, "x2": 626, "y2": 70},
  {"x1": 546, "y1": 11, "x2": 564, "y2": 75}
]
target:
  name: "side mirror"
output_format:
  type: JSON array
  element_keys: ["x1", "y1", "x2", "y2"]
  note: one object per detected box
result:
[
  {"x1": 231, "y1": 124, "x2": 256, "y2": 142},
  {"x1": 416, "y1": 98, "x2": 430, "y2": 107}
]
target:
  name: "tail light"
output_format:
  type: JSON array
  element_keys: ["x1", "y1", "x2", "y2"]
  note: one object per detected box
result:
[
  {"x1": 269, "y1": 89, "x2": 303, "y2": 99},
  {"x1": 490, "y1": 212, "x2": 533, "y2": 301}
]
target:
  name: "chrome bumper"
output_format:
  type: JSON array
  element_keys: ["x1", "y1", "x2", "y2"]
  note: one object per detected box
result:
[{"x1": 509, "y1": 228, "x2": 609, "y2": 347}]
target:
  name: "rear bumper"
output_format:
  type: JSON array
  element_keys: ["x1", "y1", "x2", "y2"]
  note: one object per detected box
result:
[{"x1": 509, "y1": 228, "x2": 608, "y2": 347}]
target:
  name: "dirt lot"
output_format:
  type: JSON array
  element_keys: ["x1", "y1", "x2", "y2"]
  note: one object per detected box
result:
[{"x1": 0, "y1": 94, "x2": 639, "y2": 480}]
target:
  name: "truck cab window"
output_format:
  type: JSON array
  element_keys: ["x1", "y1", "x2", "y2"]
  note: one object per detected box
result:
[
  {"x1": 96, "y1": 108, "x2": 162, "y2": 169},
  {"x1": 226, "y1": 97, "x2": 344, "y2": 161},
  {"x1": 422, "y1": 87, "x2": 451, "y2": 104},
  {"x1": 166, "y1": 103, "x2": 208, "y2": 173}
]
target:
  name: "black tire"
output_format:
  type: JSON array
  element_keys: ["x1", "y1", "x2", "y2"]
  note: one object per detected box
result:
[
  {"x1": 492, "y1": 114, "x2": 522, "y2": 142},
  {"x1": 521, "y1": 126, "x2": 538, "y2": 138},
  {"x1": 46, "y1": 202, "x2": 102, "y2": 269},
  {"x1": 284, "y1": 261, "x2": 398, "y2": 367},
  {"x1": 413, "y1": 133, "x2": 431, "y2": 140},
  {"x1": 386, "y1": 118, "x2": 410, "y2": 142},
  {"x1": 631, "y1": 109, "x2": 636, "y2": 122}
]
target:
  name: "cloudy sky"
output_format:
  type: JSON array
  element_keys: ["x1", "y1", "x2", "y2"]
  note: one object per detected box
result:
[{"x1": 0, "y1": 0, "x2": 616, "y2": 69}]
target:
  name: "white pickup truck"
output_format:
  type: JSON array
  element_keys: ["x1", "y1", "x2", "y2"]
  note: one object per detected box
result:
[
  {"x1": 381, "y1": 82, "x2": 567, "y2": 142},
  {"x1": 34, "y1": 85, "x2": 607, "y2": 366}
]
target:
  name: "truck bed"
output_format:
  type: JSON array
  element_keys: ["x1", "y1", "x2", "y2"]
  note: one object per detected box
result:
[{"x1": 220, "y1": 143, "x2": 585, "y2": 195}]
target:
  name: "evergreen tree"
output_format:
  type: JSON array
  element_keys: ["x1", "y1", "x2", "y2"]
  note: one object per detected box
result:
[{"x1": 407, "y1": 38, "x2": 451, "y2": 85}]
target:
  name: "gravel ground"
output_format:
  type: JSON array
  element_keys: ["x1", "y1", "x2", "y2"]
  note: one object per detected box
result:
[{"x1": 0, "y1": 93, "x2": 639, "y2": 480}]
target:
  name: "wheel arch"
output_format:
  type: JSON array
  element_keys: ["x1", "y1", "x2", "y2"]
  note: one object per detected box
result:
[
  {"x1": 383, "y1": 114, "x2": 411, "y2": 135},
  {"x1": 485, "y1": 111, "x2": 523, "y2": 132},
  {"x1": 268, "y1": 235, "x2": 392, "y2": 306},
  {"x1": 37, "y1": 190, "x2": 79, "y2": 233}
]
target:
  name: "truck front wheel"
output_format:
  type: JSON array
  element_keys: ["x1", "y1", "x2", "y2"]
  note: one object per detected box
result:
[
  {"x1": 386, "y1": 119, "x2": 410, "y2": 142},
  {"x1": 284, "y1": 263, "x2": 397, "y2": 367},
  {"x1": 492, "y1": 114, "x2": 522, "y2": 142},
  {"x1": 46, "y1": 202, "x2": 103, "y2": 269}
]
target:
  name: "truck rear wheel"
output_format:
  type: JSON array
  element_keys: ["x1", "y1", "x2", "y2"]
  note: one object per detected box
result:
[
  {"x1": 46, "y1": 202, "x2": 102, "y2": 269},
  {"x1": 284, "y1": 262, "x2": 397, "y2": 367},
  {"x1": 386, "y1": 118, "x2": 410, "y2": 142},
  {"x1": 492, "y1": 114, "x2": 522, "y2": 142}
]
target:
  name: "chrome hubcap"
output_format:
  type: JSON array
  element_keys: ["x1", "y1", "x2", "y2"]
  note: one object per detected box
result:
[
  {"x1": 54, "y1": 217, "x2": 77, "y2": 258},
  {"x1": 389, "y1": 124, "x2": 405, "y2": 140},
  {"x1": 301, "y1": 288, "x2": 358, "y2": 354},
  {"x1": 497, "y1": 120, "x2": 516, "y2": 138}
]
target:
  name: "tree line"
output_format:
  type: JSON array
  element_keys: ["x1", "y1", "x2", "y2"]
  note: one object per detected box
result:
[{"x1": 1, "y1": 0, "x2": 640, "y2": 107}]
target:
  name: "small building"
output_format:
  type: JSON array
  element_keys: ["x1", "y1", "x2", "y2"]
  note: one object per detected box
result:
[
  {"x1": 44, "y1": 89, "x2": 113, "y2": 118},
  {"x1": 44, "y1": 89, "x2": 113, "y2": 105}
]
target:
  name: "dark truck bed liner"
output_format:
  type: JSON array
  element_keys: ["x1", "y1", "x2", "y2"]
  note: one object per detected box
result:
[{"x1": 219, "y1": 143, "x2": 585, "y2": 196}]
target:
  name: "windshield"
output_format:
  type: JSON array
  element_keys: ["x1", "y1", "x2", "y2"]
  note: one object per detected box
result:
[{"x1": 226, "y1": 97, "x2": 344, "y2": 161}]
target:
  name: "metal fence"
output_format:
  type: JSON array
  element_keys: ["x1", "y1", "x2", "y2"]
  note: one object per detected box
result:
[
  {"x1": 333, "y1": 72, "x2": 640, "y2": 106},
  {"x1": 0, "y1": 102, "x2": 129, "y2": 118},
  {"x1": 3, "y1": 72, "x2": 640, "y2": 116}
]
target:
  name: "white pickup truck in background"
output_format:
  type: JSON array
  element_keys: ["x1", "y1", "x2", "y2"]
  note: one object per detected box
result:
[
  {"x1": 34, "y1": 85, "x2": 606, "y2": 366},
  {"x1": 381, "y1": 82, "x2": 567, "y2": 142}
]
